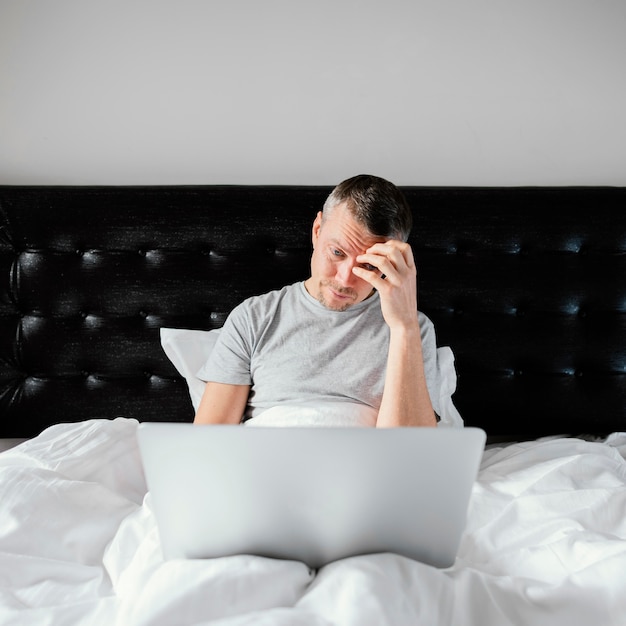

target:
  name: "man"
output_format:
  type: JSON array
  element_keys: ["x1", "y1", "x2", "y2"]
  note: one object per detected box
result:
[{"x1": 194, "y1": 175, "x2": 438, "y2": 427}]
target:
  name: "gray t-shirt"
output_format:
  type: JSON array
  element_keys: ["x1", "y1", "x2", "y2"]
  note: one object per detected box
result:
[{"x1": 197, "y1": 282, "x2": 439, "y2": 421}]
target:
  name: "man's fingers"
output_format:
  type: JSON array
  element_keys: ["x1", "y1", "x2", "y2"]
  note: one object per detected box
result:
[
  {"x1": 357, "y1": 244, "x2": 414, "y2": 281},
  {"x1": 352, "y1": 265, "x2": 387, "y2": 289}
]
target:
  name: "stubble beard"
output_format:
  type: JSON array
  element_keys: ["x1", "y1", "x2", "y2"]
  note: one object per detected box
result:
[{"x1": 316, "y1": 280, "x2": 358, "y2": 312}]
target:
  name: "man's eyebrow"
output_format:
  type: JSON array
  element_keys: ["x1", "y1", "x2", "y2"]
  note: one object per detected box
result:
[{"x1": 328, "y1": 238, "x2": 347, "y2": 250}]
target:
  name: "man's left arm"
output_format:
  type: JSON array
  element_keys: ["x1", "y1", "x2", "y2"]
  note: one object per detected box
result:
[{"x1": 353, "y1": 241, "x2": 437, "y2": 427}]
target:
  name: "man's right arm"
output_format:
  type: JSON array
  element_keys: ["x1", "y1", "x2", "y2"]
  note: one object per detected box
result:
[{"x1": 194, "y1": 381, "x2": 250, "y2": 425}]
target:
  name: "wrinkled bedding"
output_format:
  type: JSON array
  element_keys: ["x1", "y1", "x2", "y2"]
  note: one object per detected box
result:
[{"x1": 1, "y1": 418, "x2": 625, "y2": 626}]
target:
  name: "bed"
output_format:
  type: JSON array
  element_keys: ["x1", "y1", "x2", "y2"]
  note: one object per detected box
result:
[{"x1": 0, "y1": 185, "x2": 624, "y2": 625}]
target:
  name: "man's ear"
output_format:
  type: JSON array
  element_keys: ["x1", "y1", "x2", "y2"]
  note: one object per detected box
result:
[{"x1": 311, "y1": 211, "x2": 323, "y2": 247}]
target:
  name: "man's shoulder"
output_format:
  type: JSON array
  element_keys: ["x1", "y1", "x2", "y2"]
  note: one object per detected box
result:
[
  {"x1": 231, "y1": 283, "x2": 303, "y2": 324},
  {"x1": 241, "y1": 282, "x2": 301, "y2": 308},
  {"x1": 417, "y1": 309, "x2": 434, "y2": 327}
]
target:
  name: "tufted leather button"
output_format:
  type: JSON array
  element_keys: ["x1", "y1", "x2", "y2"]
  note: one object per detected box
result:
[{"x1": 84, "y1": 373, "x2": 99, "y2": 386}]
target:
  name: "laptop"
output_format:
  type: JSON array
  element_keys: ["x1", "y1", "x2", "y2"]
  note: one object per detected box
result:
[{"x1": 137, "y1": 423, "x2": 486, "y2": 569}]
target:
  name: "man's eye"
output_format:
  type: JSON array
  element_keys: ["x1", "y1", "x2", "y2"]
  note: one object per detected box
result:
[
  {"x1": 362, "y1": 263, "x2": 377, "y2": 272},
  {"x1": 331, "y1": 249, "x2": 344, "y2": 257}
]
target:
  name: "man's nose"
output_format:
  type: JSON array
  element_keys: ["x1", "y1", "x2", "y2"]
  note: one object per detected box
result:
[{"x1": 336, "y1": 260, "x2": 357, "y2": 286}]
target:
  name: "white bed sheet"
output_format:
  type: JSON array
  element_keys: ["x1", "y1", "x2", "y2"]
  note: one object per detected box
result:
[{"x1": 1, "y1": 418, "x2": 625, "y2": 626}]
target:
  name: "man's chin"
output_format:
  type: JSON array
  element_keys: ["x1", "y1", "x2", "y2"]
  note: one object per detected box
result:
[
  {"x1": 321, "y1": 299, "x2": 353, "y2": 312},
  {"x1": 318, "y1": 286, "x2": 357, "y2": 311}
]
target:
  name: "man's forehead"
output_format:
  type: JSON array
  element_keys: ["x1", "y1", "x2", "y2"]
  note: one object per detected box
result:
[{"x1": 322, "y1": 211, "x2": 385, "y2": 253}]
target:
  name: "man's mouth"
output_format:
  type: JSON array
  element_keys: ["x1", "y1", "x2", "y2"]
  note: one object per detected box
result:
[{"x1": 325, "y1": 283, "x2": 357, "y2": 301}]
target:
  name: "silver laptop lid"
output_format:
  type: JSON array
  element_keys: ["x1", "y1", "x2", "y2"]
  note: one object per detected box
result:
[{"x1": 138, "y1": 423, "x2": 485, "y2": 569}]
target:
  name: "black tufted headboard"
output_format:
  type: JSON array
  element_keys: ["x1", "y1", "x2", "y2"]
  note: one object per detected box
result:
[{"x1": 0, "y1": 186, "x2": 624, "y2": 440}]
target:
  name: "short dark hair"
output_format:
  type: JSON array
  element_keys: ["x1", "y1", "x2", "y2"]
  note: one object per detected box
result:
[{"x1": 322, "y1": 174, "x2": 412, "y2": 242}]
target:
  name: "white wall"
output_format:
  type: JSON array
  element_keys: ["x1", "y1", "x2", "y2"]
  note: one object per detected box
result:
[{"x1": 1, "y1": 0, "x2": 625, "y2": 186}]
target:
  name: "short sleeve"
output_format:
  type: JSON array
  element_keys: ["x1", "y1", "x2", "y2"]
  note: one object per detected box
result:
[{"x1": 196, "y1": 303, "x2": 254, "y2": 386}]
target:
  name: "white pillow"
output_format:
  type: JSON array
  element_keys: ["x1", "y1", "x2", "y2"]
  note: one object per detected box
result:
[
  {"x1": 159, "y1": 328, "x2": 221, "y2": 412},
  {"x1": 159, "y1": 327, "x2": 464, "y2": 428},
  {"x1": 435, "y1": 346, "x2": 464, "y2": 428}
]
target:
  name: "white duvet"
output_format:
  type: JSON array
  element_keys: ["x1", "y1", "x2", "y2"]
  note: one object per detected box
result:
[{"x1": 1, "y1": 418, "x2": 625, "y2": 626}]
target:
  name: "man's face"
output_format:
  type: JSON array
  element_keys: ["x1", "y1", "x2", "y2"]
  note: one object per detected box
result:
[{"x1": 304, "y1": 202, "x2": 386, "y2": 311}]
